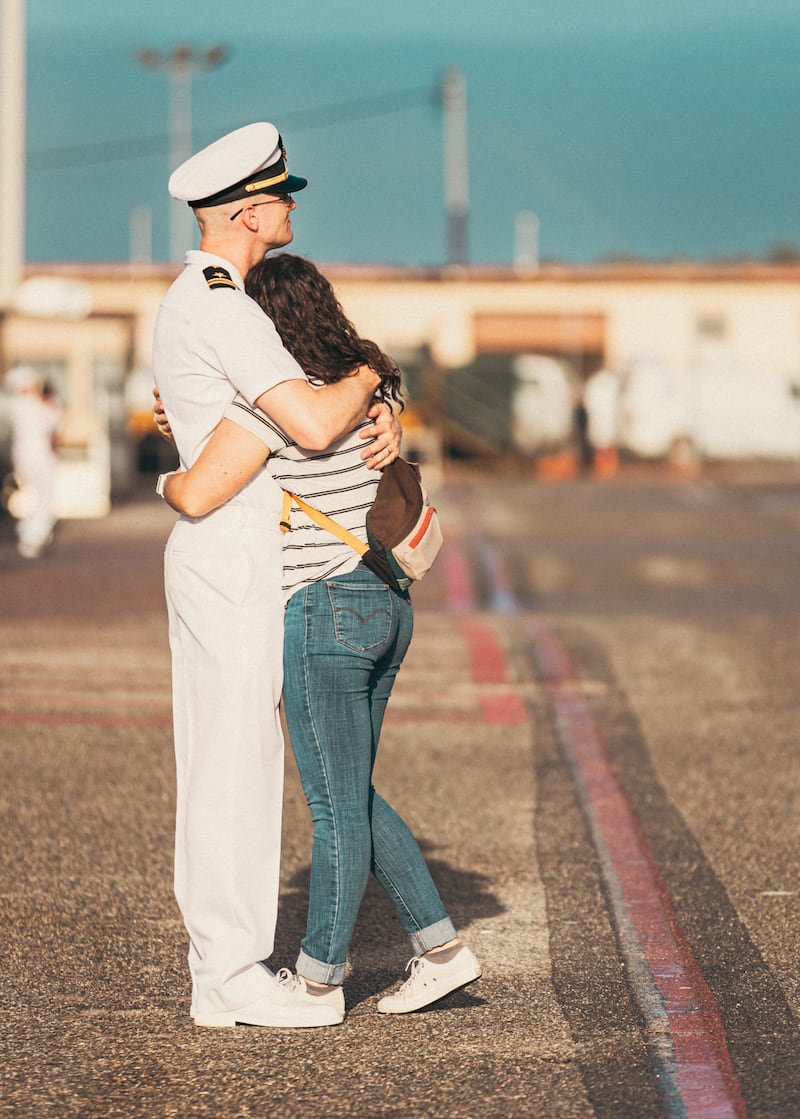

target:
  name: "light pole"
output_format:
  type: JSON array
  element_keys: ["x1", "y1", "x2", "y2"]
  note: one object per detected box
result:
[
  {"x1": 440, "y1": 68, "x2": 469, "y2": 266},
  {"x1": 514, "y1": 211, "x2": 540, "y2": 271},
  {"x1": 136, "y1": 44, "x2": 229, "y2": 263}
]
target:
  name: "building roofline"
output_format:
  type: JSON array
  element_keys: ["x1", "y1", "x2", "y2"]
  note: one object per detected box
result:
[{"x1": 22, "y1": 259, "x2": 800, "y2": 285}]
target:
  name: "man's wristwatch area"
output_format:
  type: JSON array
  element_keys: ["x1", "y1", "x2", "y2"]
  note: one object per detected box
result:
[{"x1": 156, "y1": 470, "x2": 179, "y2": 498}]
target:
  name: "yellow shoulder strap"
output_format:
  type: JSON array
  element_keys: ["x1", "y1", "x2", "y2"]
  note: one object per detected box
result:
[{"x1": 280, "y1": 491, "x2": 369, "y2": 558}]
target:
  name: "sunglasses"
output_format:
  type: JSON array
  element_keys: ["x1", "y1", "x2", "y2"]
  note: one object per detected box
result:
[{"x1": 229, "y1": 195, "x2": 294, "y2": 221}]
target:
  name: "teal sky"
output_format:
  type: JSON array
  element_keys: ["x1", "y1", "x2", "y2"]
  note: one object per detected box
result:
[
  {"x1": 23, "y1": 0, "x2": 800, "y2": 266},
  {"x1": 27, "y1": 0, "x2": 800, "y2": 43}
]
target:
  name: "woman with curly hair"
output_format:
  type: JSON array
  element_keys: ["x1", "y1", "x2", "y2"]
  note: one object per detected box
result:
[{"x1": 161, "y1": 253, "x2": 481, "y2": 1026}]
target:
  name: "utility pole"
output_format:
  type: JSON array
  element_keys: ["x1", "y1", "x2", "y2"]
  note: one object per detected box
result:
[
  {"x1": 136, "y1": 44, "x2": 228, "y2": 263},
  {"x1": 129, "y1": 205, "x2": 153, "y2": 265},
  {"x1": 514, "y1": 211, "x2": 540, "y2": 271},
  {"x1": 0, "y1": 0, "x2": 26, "y2": 337},
  {"x1": 440, "y1": 68, "x2": 469, "y2": 266}
]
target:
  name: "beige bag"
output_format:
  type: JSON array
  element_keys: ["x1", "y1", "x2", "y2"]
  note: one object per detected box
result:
[{"x1": 280, "y1": 458, "x2": 443, "y2": 592}]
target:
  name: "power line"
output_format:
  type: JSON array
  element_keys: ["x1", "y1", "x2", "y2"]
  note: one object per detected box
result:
[{"x1": 27, "y1": 85, "x2": 434, "y2": 171}]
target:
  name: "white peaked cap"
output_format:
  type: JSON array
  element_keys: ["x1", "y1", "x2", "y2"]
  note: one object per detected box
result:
[{"x1": 168, "y1": 122, "x2": 307, "y2": 207}]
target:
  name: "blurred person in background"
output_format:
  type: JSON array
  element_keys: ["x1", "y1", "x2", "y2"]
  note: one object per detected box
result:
[
  {"x1": 5, "y1": 365, "x2": 60, "y2": 559},
  {"x1": 40, "y1": 381, "x2": 64, "y2": 449}
]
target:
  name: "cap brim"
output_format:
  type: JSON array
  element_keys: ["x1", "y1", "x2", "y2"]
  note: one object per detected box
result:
[{"x1": 264, "y1": 174, "x2": 307, "y2": 194}]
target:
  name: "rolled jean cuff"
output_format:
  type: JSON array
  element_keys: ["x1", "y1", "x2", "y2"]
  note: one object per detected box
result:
[
  {"x1": 296, "y1": 948, "x2": 346, "y2": 987},
  {"x1": 409, "y1": 917, "x2": 458, "y2": 956}
]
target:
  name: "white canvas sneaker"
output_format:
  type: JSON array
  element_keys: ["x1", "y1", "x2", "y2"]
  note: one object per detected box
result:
[
  {"x1": 276, "y1": 969, "x2": 346, "y2": 1023},
  {"x1": 377, "y1": 944, "x2": 482, "y2": 1014},
  {"x1": 193, "y1": 969, "x2": 344, "y2": 1028}
]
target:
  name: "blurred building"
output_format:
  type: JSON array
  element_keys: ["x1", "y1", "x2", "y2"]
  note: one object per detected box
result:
[{"x1": 2, "y1": 259, "x2": 800, "y2": 508}]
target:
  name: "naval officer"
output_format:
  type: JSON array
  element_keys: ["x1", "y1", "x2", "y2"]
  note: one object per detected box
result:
[{"x1": 153, "y1": 122, "x2": 400, "y2": 1029}]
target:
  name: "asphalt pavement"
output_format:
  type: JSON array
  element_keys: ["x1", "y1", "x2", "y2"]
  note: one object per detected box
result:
[
  {"x1": 0, "y1": 485, "x2": 588, "y2": 1119},
  {"x1": 2, "y1": 464, "x2": 799, "y2": 1118}
]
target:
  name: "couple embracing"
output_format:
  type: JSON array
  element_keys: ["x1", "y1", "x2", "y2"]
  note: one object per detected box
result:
[{"x1": 153, "y1": 122, "x2": 480, "y2": 1029}]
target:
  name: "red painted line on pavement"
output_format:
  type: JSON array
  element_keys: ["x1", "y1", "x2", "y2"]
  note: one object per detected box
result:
[
  {"x1": 0, "y1": 711, "x2": 173, "y2": 728},
  {"x1": 459, "y1": 617, "x2": 529, "y2": 725},
  {"x1": 530, "y1": 624, "x2": 748, "y2": 1119},
  {"x1": 442, "y1": 532, "x2": 474, "y2": 613},
  {"x1": 0, "y1": 677, "x2": 168, "y2": 691},
  {"x1": 0, "y1": 693, "x2": 171, "y2": 710},
  {"x1": 478, "y1": 694, "x2": 529, "y2": 725},
  {"x1": 460, "y1": 618, "x2": 510, "y2": 683}
]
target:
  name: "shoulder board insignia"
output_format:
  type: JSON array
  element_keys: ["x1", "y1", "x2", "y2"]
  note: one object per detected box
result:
[{"x1": 203, "y1": 266, "x2": 237, "y2": 291}]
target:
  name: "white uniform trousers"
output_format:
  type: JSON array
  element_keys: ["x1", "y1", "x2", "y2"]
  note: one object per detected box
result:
[
  {"x1": 14, "y1": 455, "x2": 57, "y2": 555},
  {"x1": 165, "y1": 506, "x2": 285, "y2": 1017}
]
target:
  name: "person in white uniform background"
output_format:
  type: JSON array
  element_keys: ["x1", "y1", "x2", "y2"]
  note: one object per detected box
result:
[
  {"x1": 152, "y1": 122, "x2": 401, "y2": 1030},
  {"x1": 5, "y1": 364, "x2": 60, "y2": 560}
]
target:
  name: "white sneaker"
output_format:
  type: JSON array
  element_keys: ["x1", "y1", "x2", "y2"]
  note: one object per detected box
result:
[
  {"x1": 377, "y1": 944, "x2": 482, "y2": 1014},
  {"x1": 276, "y1": 969, "x2": 346, "y2": 1023},
  {"x1": 193, "y1": 969, "x2": 344, "y2": 1029}
]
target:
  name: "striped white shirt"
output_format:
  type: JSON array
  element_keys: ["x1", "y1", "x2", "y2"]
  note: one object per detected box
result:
[{"x1": 224, "y1": 393, "x2": 381, "y2": 602}]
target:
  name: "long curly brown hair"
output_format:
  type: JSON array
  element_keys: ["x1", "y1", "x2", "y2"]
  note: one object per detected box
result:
[{"x1": 245, "y1": 253, "x2": 404, "y2": 410}]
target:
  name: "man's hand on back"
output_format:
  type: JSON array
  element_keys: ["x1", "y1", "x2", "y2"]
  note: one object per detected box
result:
[
  {"x1": 360, "y1": 403, "x2": 402, "y2": 470},
  {"x1": 153, "y1": 387, "x2": 175, "y2": 443}
]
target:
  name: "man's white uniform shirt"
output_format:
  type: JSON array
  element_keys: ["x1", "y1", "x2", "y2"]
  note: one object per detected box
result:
[{"x1": 153, "y1": 250, "x2": 307, "y2": 514}]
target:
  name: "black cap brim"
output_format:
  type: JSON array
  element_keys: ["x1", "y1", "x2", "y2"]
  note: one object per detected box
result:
[
  {"x1": 263, "y1": 174, "x2": 307, "y2": 194},
  {"x1": 190, "y1": 171, "x2": 307, "y2": 208},
  {"x1": 266, "y1": 173, "x2": 308, "y2": 193}
]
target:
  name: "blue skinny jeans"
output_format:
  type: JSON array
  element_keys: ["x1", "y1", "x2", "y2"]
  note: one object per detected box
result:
[{"x1": 282, "y1": 565, "x2": 455, "y2": 985}]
